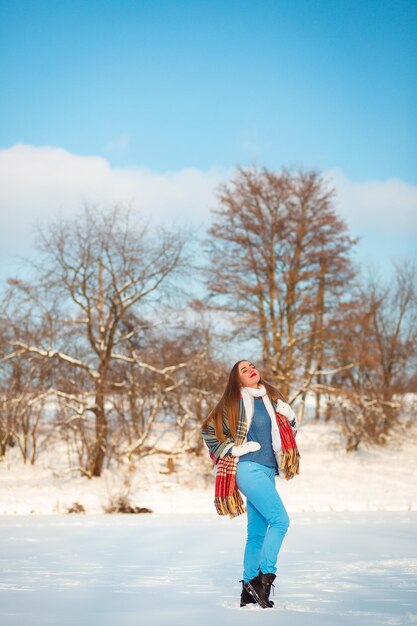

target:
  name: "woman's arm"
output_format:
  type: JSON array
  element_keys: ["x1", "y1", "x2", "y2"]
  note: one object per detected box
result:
[
  {"x1": 276, "y1": 399, "x2": 298, "y2": 435},
  {"x1": 201, "y1": 419, "x2": 235, "y2": 463}
]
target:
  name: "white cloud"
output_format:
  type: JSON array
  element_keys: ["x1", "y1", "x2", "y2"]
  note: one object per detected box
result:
[
  {"x1": 325, "y1": 168, "x2": 417, "y2": 235},
  {"x1": 0, "y1": 144, "x2": 228, "y2": 259},
  {"x1": 0, "y1": 144, "x2": 416, "y2": 269},
  {"x1": 0, "y1": 143, "x2": 225, "y2": 219}
]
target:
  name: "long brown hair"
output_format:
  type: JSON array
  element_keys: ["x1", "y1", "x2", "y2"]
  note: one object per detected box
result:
[{"x1": 202, "y1": 360, "x2": 287, "y2": 441}]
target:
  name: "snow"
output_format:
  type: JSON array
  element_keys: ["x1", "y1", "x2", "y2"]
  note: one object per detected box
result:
[
  {"x1": 1, "y1": 420, "x2": 416, "y2": 624},
  {"x1": 1, "y1": 420, "x2": 416, "y2": 515},
  {"x1": 0, "y1": 512, "x2": 416, "y2": 626}
]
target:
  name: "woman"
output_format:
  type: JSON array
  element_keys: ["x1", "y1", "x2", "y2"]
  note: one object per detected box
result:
[{"x1": 201, "y1": 360, "x2": 300, "y2": 609}]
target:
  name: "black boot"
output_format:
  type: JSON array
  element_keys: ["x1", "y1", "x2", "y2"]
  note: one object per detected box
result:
[
  {"x1": 239, "y1": 579, "x2": 256, "y2": 607},
  {"x1": 245, "y1": 571, "x2": 276, "y2": 609}
]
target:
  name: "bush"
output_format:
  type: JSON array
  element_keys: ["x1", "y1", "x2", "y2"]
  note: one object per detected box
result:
[
  {"x1": 67, "y1": 502, "x2": 86, "y2": 514},
  {"x1": 103, "y1": 495, "x2": 152, "y2": 514}
]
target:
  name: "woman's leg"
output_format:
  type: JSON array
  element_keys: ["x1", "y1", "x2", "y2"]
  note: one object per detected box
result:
[
  {"x1": 237, "y1": 461, "x2": 290, "y2": 576},
  {"x1": 243, "y1": 499, "x2": 268, "y2": 582}
]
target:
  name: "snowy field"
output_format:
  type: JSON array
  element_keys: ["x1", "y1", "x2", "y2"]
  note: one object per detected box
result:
[
  {"x1": 1, "y1": 421, "x2": 417, "y2": 515},
  {"x1": 1, "y1": 420, "x2": 416, "y2": 624},
  {"x1": 1, "y1": 512, "x2": 416, "y2": 626}
]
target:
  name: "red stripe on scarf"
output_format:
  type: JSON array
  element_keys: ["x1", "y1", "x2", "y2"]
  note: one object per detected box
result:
[
  {"x1": 214, "y1": 455, "x2": 245, "y2": 517},
  {"x1": 275, "y1": 410, "x2": 301, "y2": 480},
  {"x1": 215, "y1": 455, "x2": 238, "y2": 498},
  {"x1": 275, "y1": 411, "x2": 297, "y2": 452}
]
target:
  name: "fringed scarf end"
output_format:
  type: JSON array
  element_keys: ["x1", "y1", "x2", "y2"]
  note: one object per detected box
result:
[
  {"x1": 214, "y1": 492, "x2": 246, "y2": 518},
  {"x1": 278, "y1": 447, "x2": 301, "y2": 480}
]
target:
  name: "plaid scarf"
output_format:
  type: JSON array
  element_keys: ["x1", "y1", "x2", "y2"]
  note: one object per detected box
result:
[
  {"x1": 275, "y1": 409, "x2": 300, "y2": 480},
  {"x1": 214, "y1": 454, "x2": 245, "y2": 517},
  {"x1": 205, "y1": 398, "x2": 247, "y2": 518},
  {"x1": 206, "y1": 391, "x2": 300, "y2": 518}
]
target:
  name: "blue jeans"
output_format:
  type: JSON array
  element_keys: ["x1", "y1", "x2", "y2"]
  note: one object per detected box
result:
[{"x1": 236, "y1": 461, "x2": 290, "y2": 582}]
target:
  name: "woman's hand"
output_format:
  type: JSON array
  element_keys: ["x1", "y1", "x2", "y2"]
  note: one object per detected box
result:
[
  {"x1": 231, "y1": 441, "x2": 261, "y2": 457},
  {"x1": 276, "y1": 399, "x2": 296, "y2": 420}
]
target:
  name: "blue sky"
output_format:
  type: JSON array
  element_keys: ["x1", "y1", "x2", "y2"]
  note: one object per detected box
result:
[
  {"x1": 0, "y1": 0, "x2": 416, "y2": 275},
  {"x1": 1, "y1": 0, "x2": 416, "y2": 178}
]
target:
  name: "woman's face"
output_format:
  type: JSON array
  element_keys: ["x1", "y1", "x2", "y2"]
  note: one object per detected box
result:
[{"x1": 238, "y1": 361, "x2": 261, "y2": 388}]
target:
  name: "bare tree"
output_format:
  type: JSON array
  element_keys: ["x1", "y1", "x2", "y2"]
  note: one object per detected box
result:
[
  {"x1": 104, "y1": 309, "x2": 216, "y2": 463},
  {"x1": 155, "y1": 318, "x2": 227, "y2": 455},
  {"x1": 330, "y1": 262, "x2": 417, "y2": 448},
  {"x1": 4, "y1": 206, "x2": 187, "y2": 476},
  {"x1": 206, "y1": 166, "x2": 357, "y2": 404},
  {"x1": 0, "y1": 289, "x2": 56, "y2": 464}
]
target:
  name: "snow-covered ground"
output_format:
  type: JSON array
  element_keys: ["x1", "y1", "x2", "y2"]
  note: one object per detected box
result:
[
  {"x1": 1, "y1": 512, "x2": 416, "y2": 626},
  {"x1": 1, "y1": 420, "x2": 416, "y2": 515},
  {"x1": 1, "y1": 421, "x2": 416, "y2": 624}
]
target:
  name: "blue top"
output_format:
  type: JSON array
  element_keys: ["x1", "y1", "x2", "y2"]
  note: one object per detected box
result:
[{"x1": 239, "y1": 397, "x2": 277, "y2": 469}]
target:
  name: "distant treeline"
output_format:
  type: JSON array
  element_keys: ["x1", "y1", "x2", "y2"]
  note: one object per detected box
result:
[{"x1": 1, "y1": 166, "x2": 416, "y2": 476}]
